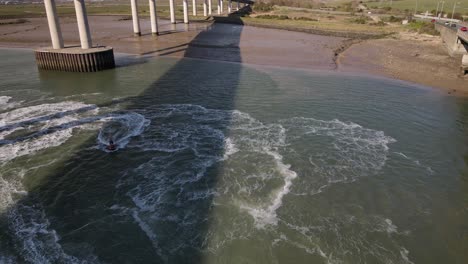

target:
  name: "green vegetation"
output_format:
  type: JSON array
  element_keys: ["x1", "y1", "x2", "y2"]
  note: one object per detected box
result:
[
  {"x1": 366, "y1": 0, "x2": 468, "y2": 16},
  {"x1": 350, "y1": 16, "x2": 370, "y2": 24},
  {"x1": 253, "y1": 2, "x2": 274, "y2": 12},
  {"x1": 255, "y1": 14, "x2": 290, "y2": 20},
  {"x1": 293, "y1": 17, "x2": 318, "y2": 21},
  {"x1": 370, "y1": 21, "x2": 386, "y2": 26},
  {"x1": 407, "y1": 21, "x2": 439, "y2": 35},
  {"x1": 386, "y1": 15, "x2": 403, "y2": 23},
  {"x1": 262, "y1": 0, "x2": 317, "y2": 9}
]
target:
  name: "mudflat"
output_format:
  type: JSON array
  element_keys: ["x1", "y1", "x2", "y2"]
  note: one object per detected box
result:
[{"x1": 0, "y1": 15, "x2": 466, "y2": 95}]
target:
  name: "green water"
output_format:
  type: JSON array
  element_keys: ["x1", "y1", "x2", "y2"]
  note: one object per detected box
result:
[{"x1": 0, "y1": 48, "x2": 467, "y2": 264}]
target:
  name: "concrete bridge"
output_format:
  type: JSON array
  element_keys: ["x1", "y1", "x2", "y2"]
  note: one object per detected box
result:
[
  {"x1": 458, "y1": 29, "x2": 468, "y2": 74},
  {"x1": 36, "y1": 0, "x2": 253, "y2": 72},
  {"x1": 435, "y1": 22, "x2": 468, "y2": 75}
]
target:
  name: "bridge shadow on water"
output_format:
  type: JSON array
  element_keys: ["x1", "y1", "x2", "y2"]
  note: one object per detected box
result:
[{"x1": 1, "y1": 8, "x2": 254, "y2": 264}]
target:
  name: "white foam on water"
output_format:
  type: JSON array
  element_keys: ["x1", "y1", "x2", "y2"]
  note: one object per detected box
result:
[
  {"x1": 222, "y1": 137, "x2": 238, "y2": 160},
  {"x1": 7, "y1": 203, "x2": 96, "y2": 264},
  {"x1": 400, "y1": 247, "x2": 414, "y2": 264},
  {"x1": 0, "y1": 101, "x2": 99, "y2": 163},
  {"x1": 0, "y1": 96, "x2": 21, "y2": 111},
  {"x1": 277, "y1": 215, "x2": 412, "y2": 264},
  {"x1": 240, "y1": 150, "x2": 297, "y2": 229},
  {"x1": 97, "y1": 113, "x2": 150, "y2": 152},
  {"x1": 279, "y1": 117, "x2": 396, "y2": 195},
  {"x1": 0, "y1": 101, "x2": 150, "y2": 162},
  {"x1": 394, "y1": 151, "x2": 434, "y2": 175},
  {"x1": 0, "y1": 100, "x2": 151, "y2": 263},
  {"x1": 102, "y1": 104, "x2": 399, "y2": 262}
]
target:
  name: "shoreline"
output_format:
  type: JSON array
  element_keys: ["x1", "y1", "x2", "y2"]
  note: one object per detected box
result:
[
  {"x1": 0, "y1": 45, "x2": 448, "y2": 98},
  {"x1": 0, "y1": 15, "x2": 466, "y2": 97}
]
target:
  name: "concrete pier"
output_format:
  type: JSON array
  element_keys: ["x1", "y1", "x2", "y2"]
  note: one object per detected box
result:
[
  {"x1": 217, "y1": 0, "x2": 221, "y2": 14},
  {"x1": 74, "y1": 0, "x2": 92, "y2": 48},
  {"x1": 220, "y1": 0, "x2": 224, "y2": 13},
  {"x1": 37, "y1": 0, "x2": 115, "y2": 71},
  {"x1": 193, "y1": 0, "x2": 197, "y2": 16},
  {"x1": 203, "y1": 0, "x2": 207, "y2": 16},
  {"x1": 35, "y1": 47, "x2": 115, "y2": 72},
  {"x1": 236, "y1": 0, "x2": 239, "y2": 11},
  {"x1": 130, "y1": 0, "x2": 141, "y2": 36},
  {"x1": 149, "y1": 0, "x2": 158, "y2": 35},
  {"x1": 169, "y1": 0, "x2": 176, "y2": 24},
  {"x1": 208, "y1": 0, "x2": 212, "y2": 15},
  {"x1": 228, "y1": 0, "x2": 231, "y2": 13},
  {"x1": 44, "y1": 0, "x2": 64, "y2": 49},
  {"x1": 183, "y1": 0, "x2": 189, "y2": 24},
  {"x1": 462, "y1": 55, "x2": 468, "y2": 75}
]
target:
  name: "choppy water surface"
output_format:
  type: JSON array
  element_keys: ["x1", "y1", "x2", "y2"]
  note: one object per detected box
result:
[{"x1": 0, "y1": 49, "x2": 467, "y2": 264}]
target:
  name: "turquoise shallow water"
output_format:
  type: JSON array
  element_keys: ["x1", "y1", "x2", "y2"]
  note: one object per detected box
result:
[{"x1": 0, "y1": 48, "x2": 467, "y2": 264}]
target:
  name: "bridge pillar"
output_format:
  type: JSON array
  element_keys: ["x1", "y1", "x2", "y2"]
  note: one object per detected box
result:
[
  {"x1": 74, "y1": 0, "x2": 92, "y2": 48},
  {"x1": 217, "y1": 0, "x2": 221, "y2": 14},
  {"x1": 220, "y1": 0, "x2": 224, "y2": 13},
  {"x1": 149, "y1": 0, "x2": 158, "y2": 35},
  {"x1": 44, "y1": 0, "x2": 64, "y2": 49},
  {"x1": 169, "y1": 0, "x2": 176, "y2": 24},
  {"x1": 208, "y1": 0, "x2": 212, "y2": 15},
  {"x1": 236, "y1": 0, "x2": 239, "y2": 11},
  {"x1": 228, "y1": 0, "x2": 231, "y2": 13},
  {"x1": 36, "y1": 0, "x2": 115, "y2": 72},
  {"x1": 183, "y1": 0, "x2": 189, "y2": 23},
  {"x1": 130, "y1": 0, "x2": 141, "y2": 36},
  {"x1": 203, "y1": 0, "x2": 207, "y2": 16},
  {"x1": 193, "y1": 0, "x2": 197, "y2": 16}
]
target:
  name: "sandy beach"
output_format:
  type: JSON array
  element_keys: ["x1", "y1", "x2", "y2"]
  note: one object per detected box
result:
[{"x1": 0, "y1": 15, "x2": 466, "y2": 95}]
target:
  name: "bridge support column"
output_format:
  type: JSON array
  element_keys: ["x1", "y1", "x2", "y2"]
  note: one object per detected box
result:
[
  {"x1": 217, "y1": 0, "x2": 221, "y2": 14},
  {"x1": 74, "y1": 0, "x2": 92, "y2": 48},
  {"x1": 220, "y1": 0, "x2": 223, "y2": 13},
  {"x1": 44, "y1": 0, "x2": 64, "y2": 49},
  {"x1": 208, "y1": 0, "x2": 212, "y2": 15},
  {"x1": 149, "y1": 0, "x2": 158, "y2": 35},
  {"x1": 130, "y1": 0, "x2": 141, "y2": 36},
  {"x1": 169, "y1": 0, "x2": 176, "y2": 24},
  {"x1": 203, "y1": 0, "x2": 207, "y2": 16},
  {"x1": 183, "y1": 0, "x2": 189, "y2": 23},
  {"x1": 36, "y1": 0, "x2": 115, "y2": 72},
  {"x1": 462, "y1": 54, "x2": 468, "y2": 75},
  {"x1": 193, "y1": 0, "x2": 197, "y2": 16},
  {"x1": 228, "y1": 0, "x2": 231, "y2": 13},
  {"x1": 236, "y1": 0, "x2": 239, "y2": 11}
]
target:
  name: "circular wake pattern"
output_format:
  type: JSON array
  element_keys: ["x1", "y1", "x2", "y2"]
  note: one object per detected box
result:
[
  {"x1": 0, "y1": 101, "x2": 149, "y2": 263},
  {"x1": 111, "y1": 104, "x2": 404, "y2": 263},
  {"x1": 1, "y1": 102, "x2": 408, "y2": 263}
]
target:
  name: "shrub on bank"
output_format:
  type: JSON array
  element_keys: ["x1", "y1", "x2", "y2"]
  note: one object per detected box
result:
[
  {"x1": 386, "y1": 15, "x2": 403, "y2": 23},
  {"x1": 255, "y1": 14, "x2": 290, "y2": 20},
  {"x1": 370, "y1": 21, "x2": 386, "y2": 26},
  {"x1": 350, "y1": 16, "x2": 369, "y2": 24},
  {"x1": 408, "y1": 21, "x2": 439, "y2": 36},
  {"x1": 293, "y1": 17, "x2": 318, "y2": 21},
  {"x1": 254, "y1": 2, "x2": 274, "y2": 12}
]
